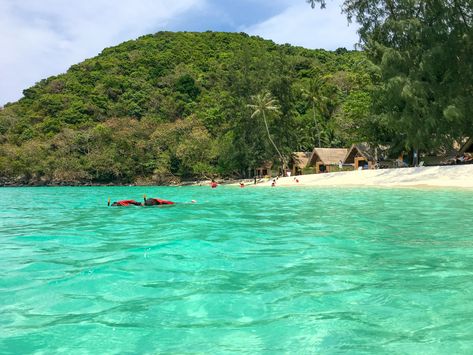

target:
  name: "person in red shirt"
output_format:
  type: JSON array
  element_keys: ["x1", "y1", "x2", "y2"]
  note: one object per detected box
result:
[
  {"x1": 109, "y1": 199, "x2": 142, "y2": 207},
  {"x1": 211, "y1": 179, "x2": 218, "y2": 188}
]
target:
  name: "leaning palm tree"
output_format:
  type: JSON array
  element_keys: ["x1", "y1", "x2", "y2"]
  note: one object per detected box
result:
[{"x1": 247, "y1": 91, "x2": 286, "y2": 172}]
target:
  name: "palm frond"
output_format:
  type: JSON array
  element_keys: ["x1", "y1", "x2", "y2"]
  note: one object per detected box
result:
[{"x1": 250, "y1": 110, "x2": 261, "y2": 118}]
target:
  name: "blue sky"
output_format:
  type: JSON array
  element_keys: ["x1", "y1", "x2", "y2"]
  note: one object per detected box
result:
[{"x1": 0, "y1": 0, "x2": 358, "y2": 105}]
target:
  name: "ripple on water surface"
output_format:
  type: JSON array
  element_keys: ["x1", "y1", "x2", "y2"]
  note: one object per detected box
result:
[{"x1": 1, "y1": 186, "x2": 473, "y2": 353}]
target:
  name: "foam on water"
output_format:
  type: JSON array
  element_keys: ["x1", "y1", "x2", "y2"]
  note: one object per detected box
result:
[{"x1": 1, "y1": 186, "x2": 473, "y2": 353}]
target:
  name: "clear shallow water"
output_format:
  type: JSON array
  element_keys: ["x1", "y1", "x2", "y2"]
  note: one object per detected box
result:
[{"x1": 1, "y1": 186, "x2": 473, "y2": 354}]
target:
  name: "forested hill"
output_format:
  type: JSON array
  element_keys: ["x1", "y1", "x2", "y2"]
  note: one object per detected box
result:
[{"x1": 0, "y1": 31, "x2": 376, "y2": 185}]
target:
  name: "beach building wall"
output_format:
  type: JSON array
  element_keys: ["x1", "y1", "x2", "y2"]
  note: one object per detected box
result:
[{"x1": 255, "y1": 161, "x2": 273, "y2": 177}]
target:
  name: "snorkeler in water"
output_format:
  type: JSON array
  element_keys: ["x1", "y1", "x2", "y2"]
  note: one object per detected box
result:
[
  {"x1": 108, "y1": 195, "x2": 195, "y2": 207},
  {"x1": 143, "y1": 197, "x2": 175, "y2": 206},
  {"x1": 108, "y1": 199, "x2": 143, "y2": 207}
]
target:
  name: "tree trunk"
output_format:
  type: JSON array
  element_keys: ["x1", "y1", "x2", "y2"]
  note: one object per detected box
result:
[
  {"x1": 312, "y1": 101, "x2": 321, "y2": 147},
  {"x1": 262, "y1": 111, "x2": 286, "y2": 172}
]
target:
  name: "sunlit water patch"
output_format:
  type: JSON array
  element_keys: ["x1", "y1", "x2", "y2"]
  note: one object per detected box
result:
[{"x1": 1, "y1": 186, "x2": 473, "y2": 353}]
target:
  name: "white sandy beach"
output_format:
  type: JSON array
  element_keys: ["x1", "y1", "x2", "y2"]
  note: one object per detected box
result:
[{"x1": 254, "y1": 165, "x2": 473, "y2": 189}]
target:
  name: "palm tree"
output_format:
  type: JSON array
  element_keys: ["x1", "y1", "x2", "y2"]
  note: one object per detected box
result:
[
  {"x1": 247, "y1": 91, "x2": 286, "y2": 172},
  {"x1": 301, "y1": 78, "x2": 328, "y2": 148}
]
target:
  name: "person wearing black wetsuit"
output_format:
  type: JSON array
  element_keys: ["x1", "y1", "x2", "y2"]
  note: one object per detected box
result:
[{"x1": 144, "y1": 198, "x2": 175, "y2": 206}]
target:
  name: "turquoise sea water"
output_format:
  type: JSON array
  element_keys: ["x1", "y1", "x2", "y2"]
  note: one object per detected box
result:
[{"x1": 1, "y1": 186, "x2": 473, "y2": 354}]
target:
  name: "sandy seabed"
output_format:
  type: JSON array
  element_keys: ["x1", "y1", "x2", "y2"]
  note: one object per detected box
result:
[{"x1": 253, "y1": 165, "x2": 473, "y2": 189}]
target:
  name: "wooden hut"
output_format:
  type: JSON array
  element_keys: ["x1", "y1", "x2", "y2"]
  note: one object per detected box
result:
[
  {"x1": 255, "y1": 161, "x2": 273, "y2": 178},
  {"x1": 290, "y1": 152, "x2": 311, "y2": 176},
  {"x1": 308, "y1": 148, "x2": 348, "y2": 173},
  {"x1": 344, "y1": 143, "x2": 377, "y2": 170}
]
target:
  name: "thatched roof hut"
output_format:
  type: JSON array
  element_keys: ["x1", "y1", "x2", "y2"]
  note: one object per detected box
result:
[
  {"x1": 255, "y1": 161, "x2": 273, "y2": 177},
  {"x1": 308, "y1": 148, "x2": 348, "y2": 173},
  {"x1": 344, "y1": 143, "x2": 377, "y2": 169},
  {"x1": 290, "y1": 152, "x2": 311, "y2": 175}
]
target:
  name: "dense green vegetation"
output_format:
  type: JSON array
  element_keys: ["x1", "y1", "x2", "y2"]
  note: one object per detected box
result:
[
  {"x1": 309, "y1": 0, "x2": 473, "y2": 155},
  {"x1": 0, "y1": 31, "x2": 376, "y2": 184}
]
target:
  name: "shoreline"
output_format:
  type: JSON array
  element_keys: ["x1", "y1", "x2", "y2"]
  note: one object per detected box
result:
[
  {"x1": 2, "y1": 165, "x2": 472, "y2": 189},
  {"x1": 250, "y1": 165, "x2": 473, "y2": 189},
  {"x1": 0, "y1": 178, "x2": 242, "y2": 188}
]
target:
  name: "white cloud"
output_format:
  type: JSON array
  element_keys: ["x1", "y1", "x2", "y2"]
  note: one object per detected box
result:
[
  {"x1": 243, "y1": 1, "x2": 359, "y2": 50},
  {"x1": 0, "y1": 0, "x2": 360, "y2": 106},
  {"x1": 0, "y1": 0, "x2": 204, "y2": 105}
]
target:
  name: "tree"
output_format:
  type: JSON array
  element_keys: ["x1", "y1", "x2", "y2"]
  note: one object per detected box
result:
[
  {"x1": 247, "y1": 91, "x2": 286, "y2": 172},
  {"x1": 306, "y1": 0, "x2": 325, "y2": 9},
  {"x1": 307, "y1": 0, "x2": 473, "y2": 151},
  {"x1": 0, "y1": 32, "x2": 374, "y2": 184},
  {"x1": 301, "y1": 78, "x2": 328, "y2": 147}
]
